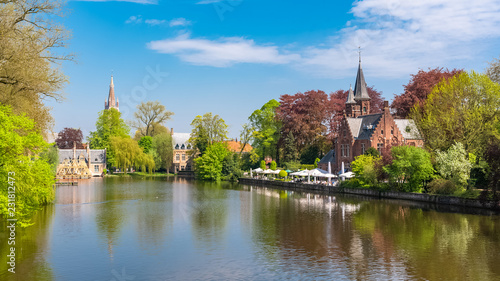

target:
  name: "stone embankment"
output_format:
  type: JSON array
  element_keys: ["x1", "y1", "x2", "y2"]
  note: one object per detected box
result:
[{"x1": 239, "y1": 178, "x2": 500, "y2": 211}]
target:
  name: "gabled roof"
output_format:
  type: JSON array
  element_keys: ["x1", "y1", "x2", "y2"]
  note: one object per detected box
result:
[
  {"x1": 318, "y1": 149, "x2": 336, "y2": 164},
  {"x1": 224, "y1": 140, "x2": 253, "y2": 153},
  {"x1": 394, "y1": 119, "x2": 423, "y2": 140},
  {"x1": 58, "y1": 149, "x2": 106, "y2": 164},
  {"x1": 346, "y1": 113, "x2": 383, "y2": 140},
  {"x1": 353, "y1": 56, "x2": 370, "y2": 101},
  {"x1": 172, "y1": 133, "x2": 191, "y2": 149}
]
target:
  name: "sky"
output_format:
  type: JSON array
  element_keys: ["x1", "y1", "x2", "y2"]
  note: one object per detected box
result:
[{"x1": 47, "y1": 0, "x2": 500, "y2": 139}]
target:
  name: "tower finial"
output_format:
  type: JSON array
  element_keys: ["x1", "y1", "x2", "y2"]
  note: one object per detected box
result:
[{"x1": 358, "y1": 46, "x2": 361, "y2": 63}]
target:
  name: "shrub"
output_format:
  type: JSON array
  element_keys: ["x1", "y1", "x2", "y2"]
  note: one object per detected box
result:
[
  {"x1": 283, "y1": 161, "x2": 300, "y2": 171},
  {"x1": 427, "y1": 178, "x2": 457, "y2": 195},
  {"x1": 300, "y1": 164, "x2": 315, "y2": 170},
  {"x1": 260, "y1": 160, "x2": 266, "y2": 170},
  {"x1": 279, "y1": 170, "x2": 288, "y2": 178},
  {"x1": 270, "y1": 160, "x2": 277, "y2": 170}
]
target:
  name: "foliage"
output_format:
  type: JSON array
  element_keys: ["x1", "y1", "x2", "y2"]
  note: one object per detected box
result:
[
  {"x1": 88, "y1": 108, "x2": 130, "y2": 168},
  {"x1": 314, "y1": 158, "x2": 320, "y2": 168},
  {"x1": 248, "y1": 99, "x2": 281, "y2": 162},
  {"x1": 486, "y1": 56, "x2": 500, "y2": 84},
  {"x1": 131, "y1": 101, "x2": 173, "y2": 137},
  {"x1": 260, "y1": 160, "x2": 266, "y2": 170},
  {"x1": 55, "y1": 128, "x2": 83, "y2": 149},
  {"x1": 133, "y1": 123, "x2": 169, "y2": 141},
  {"x1": 0, "y1": 105, "x2": 55, "y2": 226},
  {"x1": 412, "y1": 71, "x2": 500, "y2": 156},
  {"x1": 194, "y1": 142, "x2": 231, "y2": 181},
  {"x1": 138, "y1": 136, "x2": 153, "y2": 154},
  {"x1": 282, "y1": 161, "x2": 301, "y2": 171},
  {"x1": 484, "y1": 137, "x2": 500, "y2": 195},
  {"x1": 0, "y1": 0, "x2": 72, "y2": 138},
  {"x1": 152, "y1": 133, "x2": 173, "y2": 173},
  {"x1": 364, "y1": 147, "x2": 380, "y2": 157},
  {"x1": 239, "y1": 123, "x2": 254, "y2": 154},
  {"x1": 189, "y1": 112, "x2": 228, "y2": 155},
  {"x1": 300, "y1": 164, "x2": 315, "y2": 170},
  {"x1": 240, "y1": 150, "x2": 260, "y2": 171},
  {"x1": 110, "y1": 136, "x2": 154, "y2": 173},
  {"x1": 384, "y1": 146, "x2": 434, "y2": 192},
  {"x1": 282, "y1": 131, "x2": 298, "y2": 163},
  {"x1": 279, "y1": 170, "x2": 288, "y2": 178},
  {"x1": 391, "y1": 68, "x2": 462, "y2": 118},
  {"x1": 435, "y1": 142, "x2": 472, "y2": 187},
  {"x1": 270, "y1": 160, "x2": 277, "y2": 170},
  {"x1": 278, "y1": 90, "x2": 330, "y2": 155},
  {"x1": 351, "y1": 154, "x2": 381, "y2": 187},
  {"x1": 300, "y1": 144, "x2": 321, "y2": 164},
  {"x1": 39, "y1": 145, "x2": 59, "y2": 174},
  {"x1": 427, "y1": 179, "x2": 458, "y2": 195},
  {"x1": 222, "y1": 153, "x2": 242, "y2": 182}
]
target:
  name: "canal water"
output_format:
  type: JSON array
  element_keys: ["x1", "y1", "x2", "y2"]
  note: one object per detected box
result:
[{"x1": 1, "y1": 177, "x2": 500, "y2": 280}]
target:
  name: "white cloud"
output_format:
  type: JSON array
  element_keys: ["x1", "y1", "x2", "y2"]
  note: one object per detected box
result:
[
  {"x1": 169, "y1": 18, "x2": 191, "y2": 27},
  {"x1": 300, "y1": 0, "x2": 500, "y2": 78},
  {"x1": 125, "y1": 15, "x2": 142, "y2": 24},
  {"x1": 196, "y1": 0, "x2": 224, "y2": 4},
  {"x1": 145, "y1": 19, "x2": 167, "y2": 26},
  {"x1": 147, "y1": 34, "x2": 300, "y2": 67}
]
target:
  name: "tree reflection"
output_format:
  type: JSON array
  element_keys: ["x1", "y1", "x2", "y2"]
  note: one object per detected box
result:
[{"x1": 0, "y1": 205, "x2": 55, "y2": 281}]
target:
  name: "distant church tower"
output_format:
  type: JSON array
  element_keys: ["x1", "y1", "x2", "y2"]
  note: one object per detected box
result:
[
  {"x1": 345, "y1": 52, "x2": 370, "y2": 117},
  {"x1": 104, "y1": 76, "x2": 119, "y2": 111}
]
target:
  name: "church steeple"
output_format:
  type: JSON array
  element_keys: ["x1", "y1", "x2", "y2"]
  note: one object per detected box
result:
[
  {"x1": 353, "y1": 51, "x2": 370, "y2": 101},
  {"x1": 104, "y1": 75, "x2": 119, "y2": 111},
  {"x1": 346, "y1": 84, "x2": 355, "y2": 104}
]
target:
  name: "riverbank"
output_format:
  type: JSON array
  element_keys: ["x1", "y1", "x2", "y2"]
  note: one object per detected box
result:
[{"x1": 239, "y1": 178, "x2": 500, "y2": 211}]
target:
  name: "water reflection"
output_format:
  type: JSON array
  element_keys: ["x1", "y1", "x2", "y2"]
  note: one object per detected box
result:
[{"x1": 2, "y1": 178, "x2": 500, "y2": 280}]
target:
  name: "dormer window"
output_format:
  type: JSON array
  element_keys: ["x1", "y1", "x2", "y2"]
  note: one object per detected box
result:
[
  {"x1": 181, "y1": 144, "x2": 185, "y2": 149},
  {"x1": 175, "y1": 144, "x2": 180, "y2": 149}
]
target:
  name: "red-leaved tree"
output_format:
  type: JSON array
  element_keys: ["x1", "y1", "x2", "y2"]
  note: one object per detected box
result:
[
  {"x1": 391, "y1": 67, "x2": 462, "y2": 118},
  {"x1": 55, "y1": 127, "x2": 84, "y2": 149}
]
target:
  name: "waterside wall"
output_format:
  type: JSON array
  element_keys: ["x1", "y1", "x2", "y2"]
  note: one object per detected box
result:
[{"x1": 239, "y1": 178, "x2": 500, "y2": 211}]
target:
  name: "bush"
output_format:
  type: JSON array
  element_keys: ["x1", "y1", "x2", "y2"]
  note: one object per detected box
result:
[
  {"x1": 283, "y1": 161, "x2": 300, "y2": 171},
  {"x1": 300, "y1": 164, "x2": 315, "y2": 170},
  {"x1": 279, "y1": 170, "x2": 288, "y2": 178},
  {"x1": 427, "y1": 178, "x2": 457, "y2": 195},
  {"x1": 270, "y1": 160, "x2": 277, "y2": 170}
]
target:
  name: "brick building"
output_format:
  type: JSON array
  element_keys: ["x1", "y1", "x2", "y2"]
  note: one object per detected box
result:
[
  {"x1": 325, "y1": 56, "x2": 423, "y2": 173},
  {"x1": 171, "y1": 129, "x2": 192, "y2": 173}
]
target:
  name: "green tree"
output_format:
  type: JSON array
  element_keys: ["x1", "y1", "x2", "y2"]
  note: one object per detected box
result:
[
  {"x1": 314, "y1": 158, "x2": 321, "y2": 168},
  {"x1": 0, "y1": 105, "x2": 55, "y2": 226},
  {"x1": 384, "y1": 146, "x2": 434, "y2": 192},
  {"x1": 249, "y1": 99, "x2": 281, "y2": 163},
  {"x1": 260, "y1": 160, "x2": 266, "y2": 170},
  {"x1": 300, "y1": 144, "x2": 321, "y2": 164},
  {"x1": 189, "y1": 113, "x2": 228, "y2": 155},
  {"x1": 88, "y1": 108, "x2": 130, "y2": 168},
  {"x1": 282, "y1": 131, "x2": 298, "y2": 163},
  {"x1": 364, "y1": 147, "x2": 380, "y2": 157},
  {"x1": 0, "y1": 0, "x2": 72, "y2": 138},
  {"x1": 222, "y1": 153, "x2": 242, "y2": 182},
  {"x1": 351, "y1": 154, "x2": 381, "y2": 187},
  {"x1": 39, "y1": 145, "x2": 59, "y2": 174},
  {"x1": 138, "y1": 136, "x2": 153, "y2": 154},
  {"x1": 270, "y1": 161, "x2": 277, "y2": 170},
  {"x1": 194, "y1": 142, "x2": 231, "y2": 181},
  {"x1": 152, "y1": 133, "x2": 173, "y2": 173},
  {"x1": 412, "y1": 71, "x2": 500, "y2": 155},
  {"x1": 131, "y1": 101, "x2": 174, "y2": 137},
  {"x1": 435, "y1": 142, "x2": 472, "y2": 187},
  {"x1": 110, "y1": 136, "x2": 154, "y2": 173}
]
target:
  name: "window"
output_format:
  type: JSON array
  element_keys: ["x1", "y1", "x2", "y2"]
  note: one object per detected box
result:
[
  {"x1": 181, "y1": 144, "x2": 185, "y2": 149},
  {"x1": 381, "y1": 129, "x2": 384, "y2": 135},
  {"x1": 181, "y1": 166, "x2": 185, "y2": 170},
  {"x1": 182, "y1": 154, "x2": 185, "y2": 161},
  {"x1": 343, "y1": 129, "x2": 346, "y2": 138},
  {"x1": 377, "y1": 143, "x2": 383, "y2": 152},
  {"x1": 363, "y1": 107, "x2": 366, "y2": 113},
  {"x1": 175, "y1": 144, "x2": 180, "y2": 149},
  {"x1": 94, "y1": 165, "x2": 99, "y2": 173},
  {"x1": 341, "y1": 144, "x2": 344, "y2": 157},
  {"x1": 95, "y1": 158, "x2": 98, "y2": 161},
  {"x1": 176, "y1": 154, "x2": 180, "y2": 161},
  {"x1": 346, "y1": 145, "x2": 350, "y2": 157},
  {"x1": 391, "y1": 127, "x2": 394, "y2": 135},
  {"x1": 361, "y1": 143, "x2": 365, "y2": 154}
]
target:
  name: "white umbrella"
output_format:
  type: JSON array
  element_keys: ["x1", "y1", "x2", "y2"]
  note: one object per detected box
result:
[
  {"x1": 328, "y1": 162, "x2": 332, "y2": 185},
  {"x1": 270, "y1": 169, "x2": 280, "y2": 174},
  {"x1": 254, "y1": 168, "x2": 264, "y2": 173},
  {"x1": 263, "y1": 169, "x2": 274, "y2": 174},
  {"x1": 250, "y1": 168, "x2": 253, "y2": 178},
  {"x1": 339, "y1": 171, "x2": 355, "y2": 178}
]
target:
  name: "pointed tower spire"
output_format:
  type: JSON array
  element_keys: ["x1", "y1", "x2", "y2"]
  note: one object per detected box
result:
[
  {"x1": 346, "y1": 84, "x2": 355, "y2": 104},
  {"x1": 353, "y1": 50, "x2": 370, "y2": 101},
  {"x1": 105, "y1": 75, "x2": 119, "y2": 111}
]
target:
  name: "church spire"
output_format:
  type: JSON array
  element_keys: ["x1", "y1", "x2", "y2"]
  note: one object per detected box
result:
[
  {"x1": 346, "y1": 84, "x2": 355, "y2": 104},
  {"x1": 105, "y1": 75, "x2": 119, "y2": 111},
  {"x1": 353, "y1": 50, "x2": 370, "y2": 101}
]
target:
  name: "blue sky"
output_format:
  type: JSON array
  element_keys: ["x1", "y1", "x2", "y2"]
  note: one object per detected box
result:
[{"x1": 48, "y1": 0, "x2": 500, "y2": 139}]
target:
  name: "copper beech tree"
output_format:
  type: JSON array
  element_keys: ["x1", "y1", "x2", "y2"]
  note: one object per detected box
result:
[
  {"x1": 391, "y1": 67, "x2": 462, "y2": 118},
  {"x1": 55, "y1": 128, "x2": 84, "y2": 149}
]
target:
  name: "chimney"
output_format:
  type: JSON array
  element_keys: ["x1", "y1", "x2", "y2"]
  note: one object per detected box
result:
[
  {"x1": 170, "y1": 128, "x2": 174, "y2": 136},
  {"x1": 383, "y1": 100, "x2": 389, "y2": 113}
]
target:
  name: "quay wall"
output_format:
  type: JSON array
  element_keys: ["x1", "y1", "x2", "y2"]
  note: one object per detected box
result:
[{"x1": 239, "y1": 178, "x2": 500, "y2": 211}]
